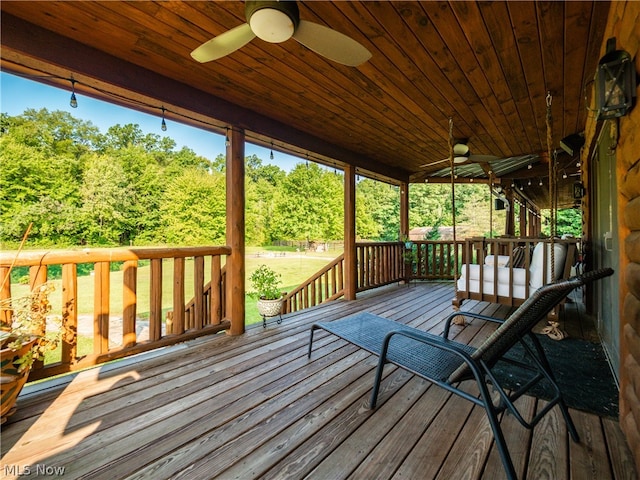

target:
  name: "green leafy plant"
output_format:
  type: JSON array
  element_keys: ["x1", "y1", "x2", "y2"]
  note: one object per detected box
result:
[
  {"x1": 1, "y1": 283, "x2": 60, "y2": 373},
  {"x1": 249, "y1": 264, "x2": 283, "y2": 300}
]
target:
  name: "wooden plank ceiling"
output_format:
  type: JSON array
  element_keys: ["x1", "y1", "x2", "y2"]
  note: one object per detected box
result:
[{"x1": 0, "y1": 1, "x2": 610, "y2": 208}]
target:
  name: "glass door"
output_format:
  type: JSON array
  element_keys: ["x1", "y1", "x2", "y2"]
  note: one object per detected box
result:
[{"x1": 592, "y1": 121, "x2": 620, "y2": 381}]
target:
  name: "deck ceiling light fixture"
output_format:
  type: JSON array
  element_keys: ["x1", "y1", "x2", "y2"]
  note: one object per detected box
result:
[
  {"x1": 595, "y1": 39, "x2": 637, "y2": 120},
  {"x1": 69, "y1": 79, "x2": 78, "y2": 108},
  {"x1": 248, "y1": 1, "x2": 298, "y2": 43},
  {"x1": 452, "y1": 142, "x2": 470, "y2": 163}
]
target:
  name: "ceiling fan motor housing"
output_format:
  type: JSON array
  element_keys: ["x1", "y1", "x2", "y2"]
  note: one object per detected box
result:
[{"x1": 246, "y1": 1, "x2": 300, "y2": 43}]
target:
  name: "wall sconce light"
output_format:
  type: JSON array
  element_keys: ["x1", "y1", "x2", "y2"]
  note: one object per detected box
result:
[
  {"x1": 595, "y1": 39, "x2": 637, "y2": 120},
  {"x1": 560, "y1": 133, "x2": 585, "y2": 157},
  {"x1": 573, "y1": 181, "x2": 585, "y2": 200}
]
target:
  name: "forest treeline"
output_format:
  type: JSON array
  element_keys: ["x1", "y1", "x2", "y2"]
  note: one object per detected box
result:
[{"x1": 0, "y1": 109, "x2": 579, "y2": 248}]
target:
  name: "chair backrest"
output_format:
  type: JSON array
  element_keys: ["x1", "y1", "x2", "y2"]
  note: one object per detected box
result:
[{"x1": 449, "y1": 268, "x2": 614, "y2": 382}]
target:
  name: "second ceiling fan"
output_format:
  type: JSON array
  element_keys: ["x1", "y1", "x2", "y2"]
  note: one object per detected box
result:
[
  {"x1": 191, "y1": 1, "x2": 372, "y2": 67},
  {"x1": 423, "y1": 140, "x2": 498, "y2": 168}
]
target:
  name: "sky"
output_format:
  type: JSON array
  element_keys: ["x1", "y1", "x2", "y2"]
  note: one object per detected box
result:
[{"x1": 0, "y1": 72, "x2": 304, "y2": 170}]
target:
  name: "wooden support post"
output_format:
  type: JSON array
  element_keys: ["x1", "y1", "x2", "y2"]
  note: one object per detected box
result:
[
  {"x1": 400, "y1": 182, "x2": 410, "y2": 282},
  {"x1": 344, "y1": 164, "x2": 356, "y2": 300},
  {"x1": 528, "y1": 209, "x2": 537, "y2": 236},
  {"x1": 519, "y1": 201, "x2": 527, "y2": 237},
  {"x1": 226, "y1": 127, "x2": 246, "y2": 335},
  {"x1": 400, "y1": 181, "x2": 409, "y2": 239},
  {"x1": 505, "y1": 188, "x2": 515, "y2": 236}
]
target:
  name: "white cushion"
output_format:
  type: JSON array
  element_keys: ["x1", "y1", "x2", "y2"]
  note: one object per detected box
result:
[
  {"x1": 459, "y1": 264, "x2": 527, "y2": 285},
  {"x1": 484, "y1": 255, "x2": 510, "y2": 267},
  {"x1": 529, "y1": 242, "x2": 567, "y2": 289},
  {"x1": 457, "y1": 277, "x2": 528, "y2": 299},
  {"x1": 457, "y1": 265, "x2": 528, "y2": 299}
]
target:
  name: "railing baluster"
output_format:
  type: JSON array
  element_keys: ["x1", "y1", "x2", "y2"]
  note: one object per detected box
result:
[
  {"x1": 123, "y1": 260, "x2": 137, "y2": 348},
  {"x1": 210, "y1": 256, "x2": 222, "y2": 325},
  {"x1": 173, "y1": 258, "x2": 185, "y2": 335},
  {"x1": 94, "y1": 261, "x2": 110, "y2": 355},
  {"x1": 193, "y1": 256, "x2": 204, "y2": 330},
  {"x1": 150, "y1": 258, "x2": 162, "y2": 341},
  {"x1": 61, "y1": 263, "x2": 77, "y2": 366}
]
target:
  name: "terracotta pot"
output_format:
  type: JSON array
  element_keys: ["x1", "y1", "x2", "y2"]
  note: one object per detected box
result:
[
  {"x1": 1, "y1": 337, "x2": 37, "y2": 424},
  {"x1": 257, "y1": 297, "x2": 283, "y2": 317}
]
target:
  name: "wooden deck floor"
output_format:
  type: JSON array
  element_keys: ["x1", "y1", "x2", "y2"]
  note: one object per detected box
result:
[{"x1": 1, "y1": 282, "x2": 637, "y2": 479}]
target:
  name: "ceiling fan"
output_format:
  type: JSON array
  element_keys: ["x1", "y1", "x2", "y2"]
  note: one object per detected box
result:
[
  {"x1": 191, "y1": 1, "x2": 372, "y2": 67},
  {"x1": 421, "y1": 140, "x2": 498, "y2": 168}
]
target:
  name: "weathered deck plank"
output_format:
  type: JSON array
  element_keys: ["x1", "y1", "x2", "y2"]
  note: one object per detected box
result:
[{"x1": 1, "y1": 282, "x2": 637, "y2": 480}]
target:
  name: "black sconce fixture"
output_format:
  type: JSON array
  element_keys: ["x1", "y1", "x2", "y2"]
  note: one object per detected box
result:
[
  {"x1": 494, "y1": 199, "x2": 506, "y2": 211},
  {"x1": 560, "y1": 133, "x2": 585, "y2": 157},
  {"x1": 595, "y1": 38, "x2": 637, "y2": 120},
  {"x1": 573, "y1": 181, "x2": 585, "y2": 200}
]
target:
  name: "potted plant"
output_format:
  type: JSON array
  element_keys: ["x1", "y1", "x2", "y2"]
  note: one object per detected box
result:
[
  {"x1": 249, "y1": 264, "x2": 284, "y2": 318},
  {"x1": 1, "y1": 283, "x2": 59, "y2": 424}
]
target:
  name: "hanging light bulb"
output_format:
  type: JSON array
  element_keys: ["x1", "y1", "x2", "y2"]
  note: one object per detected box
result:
[
  {"x1": 69, "y1": 79, "x2": 78, "y2": 108},
  {"x1": 511, "y1": 181, "x2": 515, "y2": 188},
  {"x1": 160, "y1": 107, "x2": 167, "y2": 131},
  {"x1": 562, "y1": 171, "x2": 568, "y2": 179},
  {"x1": 539, "y1": 178, "x2": 543, "y2": 186},
  {"x1": 270, "y1": 142, "x2": 274, "y2": 160},
  {"x1": 225, "y1": 128, "x2": 231, "y2": 147},
  {"x1": 576, "y1": 161, "x2": 581, "y2": 168},
  {"x1": 528, "y1": 179, "x2": 532, "y2": 186},
  {"x1": 527, "y1": 163, "x2": 532, "y2": 169}
]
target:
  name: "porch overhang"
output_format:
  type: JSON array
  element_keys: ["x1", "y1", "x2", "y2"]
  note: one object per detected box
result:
[{"x1": 0, "y1": 1, "x2": 610, "y2": 207}]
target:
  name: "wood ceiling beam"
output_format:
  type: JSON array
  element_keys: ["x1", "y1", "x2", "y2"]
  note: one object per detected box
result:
[{"x1": 0, "y1": 13, "x2": 410, "y2": 183}]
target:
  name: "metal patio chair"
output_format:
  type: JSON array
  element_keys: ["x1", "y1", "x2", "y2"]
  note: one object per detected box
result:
[{"x1": 308, "y1": 268, "x2": 614, "y2": 480}]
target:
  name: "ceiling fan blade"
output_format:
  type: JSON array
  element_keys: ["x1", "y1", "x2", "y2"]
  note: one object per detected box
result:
[
  {"x1": 419, "y1": 156, "x2": 469, "y2": 168},
  {"x1": 191, "y1": 23, "x2": 256, "y2": 63},
  {"x1": 293, "y1": 20, "x2": 371, "y2": 66},
  {"x1": 468, "y1": 155, "x2": 499, "y2": 163}
]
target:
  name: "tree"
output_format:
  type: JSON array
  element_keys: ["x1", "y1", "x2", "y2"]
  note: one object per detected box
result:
[
  {"x1": 79, "y1": 153, "x2": 133, "y2": 245},
  {"x1": 270, "y1": 163, "x2": 343, "y2": 243},
  {"x1": 0, "y1": 110, "x2": 88, "y2": 244},
  {"x1": 355, "y1": 179, "x2": 394, "y2": 240},
  {"x1": 160, "y1": 169, "x2": 226, "y2": 245},
  {"x1": 245, "y1": 156, "x2": 286, "y2": 245}
]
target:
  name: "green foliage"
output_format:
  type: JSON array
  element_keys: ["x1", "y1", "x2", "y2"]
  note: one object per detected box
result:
[
  {"x1": 1, "y1": 107, "x2": 578, "y2": 250},
  {"x1": 270, "y1": 163, "x2": 343, "y2": 243},
  {"x1": 542, "y1": 208, "x2": 582, "y2": 237},
  {"x1": 160, "y1": 169, "x2": 226, "y2": 244},
  {"x1": 356, "y1": 179, "x2": 398, "y2": 240},
  {"x1": 248, "y1": 264, "x2": 282, "y2": 300}
]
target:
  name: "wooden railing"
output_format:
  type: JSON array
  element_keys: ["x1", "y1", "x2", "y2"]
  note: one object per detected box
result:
[
  {"x1": 282, "y1": 242, "x2": 407, "y2": 314},
  {"x1": 407, "y1": 240, "x2": 462, "y2": 280},
  {"x1": 356, "y1": 242, "x2": 405, "y2": 290},
  {"x1": 282, "y1": 255, "x2": 344, "y2": 314},
  {"x1": 0, "y1": 246, "x2": 230, "y2": 381}
]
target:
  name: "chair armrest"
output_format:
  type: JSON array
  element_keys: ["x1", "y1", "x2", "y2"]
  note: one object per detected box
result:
[{"x1": 443, "y1": 311, "x2": 504, "y2": 339}]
